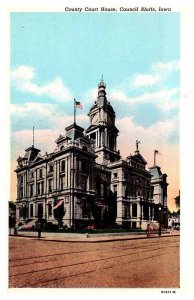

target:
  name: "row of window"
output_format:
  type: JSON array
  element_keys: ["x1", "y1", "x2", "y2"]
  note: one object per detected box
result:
[
  {"x1": 26, "y1": 175, "x2": 88, "y2": 198},
  {"x1": 27, "y1": 161, "x2": 65, "y2": 181},
  {"x1": 21, "y1": 160, "x2": 89, "y2": 183}
]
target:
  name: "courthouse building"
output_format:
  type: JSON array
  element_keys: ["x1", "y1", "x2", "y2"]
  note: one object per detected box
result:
[{"x1": 15, "y1": 79, "x2": 168, "y2": 229}]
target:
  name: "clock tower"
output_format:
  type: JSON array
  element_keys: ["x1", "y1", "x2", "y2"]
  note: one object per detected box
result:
[{"x1": 86, "y1": 79, "x2": 120, "y2": 165}]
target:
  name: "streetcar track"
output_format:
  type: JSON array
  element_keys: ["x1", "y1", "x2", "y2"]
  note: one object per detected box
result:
[
  {"x1": 9, "y1": 240, "x2": 179, "y2": 268},
  {"x1": 17, "y1": 251, "x2": 175, "y2": 288},
  {"x1": 9, "y1": 244, "x2": 179, "y2": 278},
  {"x1": 9, "y1": 238, "x2": 179, "y2": 262}
]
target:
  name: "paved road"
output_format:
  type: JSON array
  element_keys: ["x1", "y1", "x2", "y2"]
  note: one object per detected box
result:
[{"x1": 9, "y1": 236, "x2": 179, "y2": 288}]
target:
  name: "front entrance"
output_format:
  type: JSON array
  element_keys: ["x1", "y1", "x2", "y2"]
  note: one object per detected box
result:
[{"x1": 38, "y1": 203, "x2": 43, "y2": 219}]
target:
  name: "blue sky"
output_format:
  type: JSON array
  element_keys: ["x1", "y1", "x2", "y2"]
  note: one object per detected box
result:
[{"x1": 10, "y1": 12, "x2": 180, "y2": 210}]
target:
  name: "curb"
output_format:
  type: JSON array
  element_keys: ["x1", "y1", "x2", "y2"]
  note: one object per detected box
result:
[{"x1": 9, "y1": 233, "x2": 179, "y2": 243}]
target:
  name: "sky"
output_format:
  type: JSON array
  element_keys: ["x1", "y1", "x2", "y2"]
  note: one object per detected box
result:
[{"x1": 10, "y1": 12, "x2": 180, "y2": 212}]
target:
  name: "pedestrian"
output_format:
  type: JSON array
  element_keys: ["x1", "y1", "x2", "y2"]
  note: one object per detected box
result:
[
  {"x1": 37, "y1": 222, "x2": 42, "y2": 238},
  {"x1": 14, "y1": 224, "x2": 18, "y2": 236},
  {"x1": 147, "y1": 224, "x2": 151, "y2": 238}
]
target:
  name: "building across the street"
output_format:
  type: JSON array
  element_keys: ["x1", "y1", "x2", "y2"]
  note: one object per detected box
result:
[
  {"x1": 15, "y1": 79, "x2": 168, "y2": 230},
  {"x1": 168, "y1": 215, "x2": 180, "y2": 229}
]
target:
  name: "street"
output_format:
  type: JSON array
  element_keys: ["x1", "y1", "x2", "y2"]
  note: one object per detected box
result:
[{"x1": 9, "y1": 235, "x2": 179, "y2": 288}]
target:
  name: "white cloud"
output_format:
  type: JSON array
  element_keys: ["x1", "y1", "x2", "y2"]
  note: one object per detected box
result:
[
  {"x1": 116, "y1": 115, "x2": 178, "y2": 147},
  {"x1": 11, "y1": 65, "x2": 35, "y2": 81},
  {"x1": 110, "y1": 88, "x2": 179, "y2": 111},
  {"x1": 152, "y1": 61, "x2": 179, "y2": 73},
  {"x1": 108, "y1": 60, "x2": 179, "y2": 111},
  {"x1": 11, "y1": 102, "x2": 58, "y2": 118},
  {"x1": 132, "y1": 74, "x2": 161, "y2": 88},
  {"x1": 11, "y1": 102, "x2": 89, "y2": 132},
  {"x1": 109, "y1": 90, "x2": 128, "y2": 103},
  {"x1": 11, "y1": 66, "x2": 72, "y2": 102},
  {"x1": 130, "y1": 60, "x2": 179, "y2": 88}
]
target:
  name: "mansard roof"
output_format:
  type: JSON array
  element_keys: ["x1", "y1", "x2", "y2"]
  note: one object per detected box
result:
[
  {"x1": 65, "y1": 123, "x2": 84, "y2": 132},
  {"x1": 149, "y1": 165, "x2": 168, "y2": 182},
  {"x1": 127, "y1": 153, "x2": 147, "y2": 165},
  {"x1": 24, "y1": 146, "x2": 41, "y2": 162},
  {"x1": 55, "y1": 134, "x2": 71, "y2": 144}
]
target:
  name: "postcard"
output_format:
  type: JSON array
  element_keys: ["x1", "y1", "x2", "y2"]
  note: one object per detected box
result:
[{"x1": 1, "y1": 0, "x2": 193, "y2": 297}]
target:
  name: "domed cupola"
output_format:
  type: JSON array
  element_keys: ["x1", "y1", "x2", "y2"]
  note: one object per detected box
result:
[{"x1": 97, "y1": 77, "x2": 107, "y2": 107}]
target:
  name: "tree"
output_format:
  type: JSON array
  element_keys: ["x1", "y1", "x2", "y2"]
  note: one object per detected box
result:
[
  {"x1": 9, "y1": 201, "x2": 16, "y2": 228},
  {"x1": 174, "y1": 190, "x2": 180, "y2": 215},
  {"x1": 175, "y1": 190, "x2": 180, "y2": 209}
]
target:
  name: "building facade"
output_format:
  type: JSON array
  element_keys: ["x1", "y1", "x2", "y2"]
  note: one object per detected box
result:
[{"x1": 15, "y1": 79, "x2": 168, "y2": 229}]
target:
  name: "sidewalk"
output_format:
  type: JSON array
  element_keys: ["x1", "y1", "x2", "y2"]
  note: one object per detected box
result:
[{"x1": 9, "y1": 230, "x2": 180, "y2": 243}]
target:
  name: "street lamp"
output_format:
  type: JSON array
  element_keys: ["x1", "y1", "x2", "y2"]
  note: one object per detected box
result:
[{"x1": 158, "y1": 206, "x2": 162, "y2": 236}]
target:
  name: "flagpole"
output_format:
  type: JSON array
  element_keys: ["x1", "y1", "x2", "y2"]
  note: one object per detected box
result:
[
  {"x1": 74, "y1": 98, "x2": 76, "y2": 125},
  {"x1": 33, "y1": 126, "x2": 34, "y2": 147},
  {"x1": 154, "y1": 151, "x2": 156, "y2": 166}
]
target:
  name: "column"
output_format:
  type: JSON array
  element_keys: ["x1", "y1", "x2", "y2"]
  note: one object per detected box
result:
[
  {"x1": 141, "y1": 204, "x2": 144, "y2": 220},
  {"x1": 116, "y1": 200, "x2": 123, "y2": 225},
  {"x1": 148, "y1": 206, "x2": 151, "y2": 220},
  {"x1": 130, "y1": 203, "x2": 132, "y2": 219},
  {"x1": 52, "y1": 199, "x2": 54, "y2": 218},
  {"x1": 152, "y1": 207, "x2": 154, "y2": 220},
  {"x1": 53, "y1": 161, "x2": 57, "y2": 191},
  {"x1": 137, "y1": 202, "x2": 141, "y2": 218},
  {"x1": 57, "y1": 160, "x2": 60, "y2": 191},
  {"x1": 105, "y1": 128, "x2": 107, "y2": 147},
  {"x1": 24, "y1": 172, "x2": 26, "y2": 198},
  {"x1": 34, "y1": 169, "x2": 37, "y2": 195},
  {"x1": 101, "y1": 130, "x2": 104, "y2": 146}
]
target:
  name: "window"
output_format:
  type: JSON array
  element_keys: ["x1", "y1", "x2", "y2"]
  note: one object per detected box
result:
[
  {"x1": 82, "y1": 202, "x2": 88, "y2": 218},
  {"x1": 125, "y1": 186, "x2": 129, "y2": 197},
  {"x1": 39, "y1": 169, "x2": 43, "y2": 179},
  {"x1": 20, "y1": 175, "x2": 23, "y2": 184},
  {"x1": 41, "y1": 182, "x2": 44, "y2": 194},
  {"x1": 19, "y1": 187, "x2": 23, "y2": 198},
  {"x1": 81, "y1": 161, "x2": 88, "y2": 174},
  {"x1": 48, "y1": 179, "x2": 53, "y2": 193},
  {"x1": 113, "y1": 185, "x2": 117, "y2": 196},
  {"x1": 30, "y1": 184, "x2": 34, "y2": 197},
  {"x1": 61, "y1": 160, "x2": 65, "y2": 172},
  {"x1": 37, "y1": 183, "x2": 40, "y2": 195},
  {"x1": 124, "y1": 206, "x2": 128, "y2": 218},
  {"x1": 48, "y1": 164, "x2": 53, "y2": 172},
  {"x1": 30, "y1": 204, "x2": 33, "y2": 218},
  {"x1": 60, "y1": 175, "x2": 65, "y2": 190},
  {"x1": 48, "y1": 203, "x2": 52, "y2": 216},
  {"x1": 132, "y1": 203, "x2": 137, "y2": 218},
  {"x1": 113, "y1": 172, "x2": 118, "y2": 178},
  {"x1": 81, "y1": 176, "x2": 87, "y2": 190}
]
